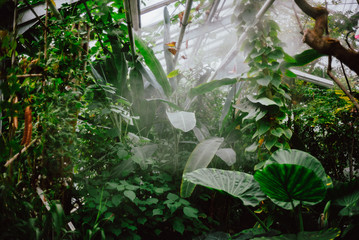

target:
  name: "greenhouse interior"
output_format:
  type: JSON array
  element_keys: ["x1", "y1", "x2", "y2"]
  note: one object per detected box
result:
[{"x1": 1, "y1": 0, "x2": 359, "y2": 239}]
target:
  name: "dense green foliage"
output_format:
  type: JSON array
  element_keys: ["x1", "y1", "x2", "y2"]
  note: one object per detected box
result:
[{"x1": 1, "y1": 0, "x2": 359, "y2": 239}]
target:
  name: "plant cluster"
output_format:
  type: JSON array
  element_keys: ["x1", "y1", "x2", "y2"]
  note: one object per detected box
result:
[{"x1": 0, "y1": 0, "x2": 359, "y2": 239}]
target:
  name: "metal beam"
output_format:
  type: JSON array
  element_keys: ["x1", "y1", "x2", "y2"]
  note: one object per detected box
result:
[
  {"x1": 151, "y1": 14, "x2": 233, "y2": 53},
  {"x1": 141, "y1": 0, "x2": 177, "y2": 14},
  {"x1": 291, "y1": 69, "x2": 334, "y2": 88}
]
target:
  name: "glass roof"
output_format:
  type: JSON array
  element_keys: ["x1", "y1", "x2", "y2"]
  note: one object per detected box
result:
[{"x1": 136, "y1": 0, "x2": 358, "y2": 79}]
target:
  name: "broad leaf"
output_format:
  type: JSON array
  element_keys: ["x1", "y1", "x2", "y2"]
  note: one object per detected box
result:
[
  {"x1": 247, "y1": 95, "x2": 281, "y2": 107},
  {"x1": 108, "y1": 34, "x2": 129, "y2": 95},
  {"x1": 146, "y1": 98, "x2": 182, "y2": 110},
  {"x1": 189, "y1": 78, "x2": 237, "y2": 98},
  {"x1": 333, "y1": 182, "x2": 359, "y2": 216},
  {"x1": 268, "y1": 149, "x2": 332, "y2": 188},
  {"x1": 166, "y1": 111, "x2": 196, "y2": 132},
  {"x1": 137, "y1": 62, "x2": 165, "y2": 96},
  {"x1": 184, "y1": 168, "x2": 266, "y2": 207},
  {"x1": 216, "y1": 148, "x2": 236, "y2": 166},
  {"x1": 254, "y1": 164, "x2": 326, "y2": 210},
  {"x1": 282, "y1": 49, "x2": 324, "y2": 68},
  {"x1": 181, "y1": 138, "x2": 224, "y2": 198},
  {"x1": 134, "y1": 34, "x2": 172, "y2": 97},
  {"x1": 219, "y1": 83, "x2": 242, "y2": 129}
]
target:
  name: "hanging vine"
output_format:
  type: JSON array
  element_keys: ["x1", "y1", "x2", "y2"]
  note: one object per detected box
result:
[{"x1": 233, "y1": 0, "x2": 292, "y2": 160}]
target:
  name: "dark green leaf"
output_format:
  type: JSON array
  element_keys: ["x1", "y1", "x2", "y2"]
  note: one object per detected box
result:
[
  {"x1": 173, "y1": 219, "x2": 185, "y2": 234},
  {"x1": 183, "y1": 206, "x2": 198, "y2": 219},
  {"x1": 134, "y1": 34, "x2": 172, "y2": 97},
  {"x1": 254, "y1": 164, "x2": 326, "y2": 209},
  {"x1": 189, "y1": 78, "x2": 237, "y2": 98},
  {"x1": 282, "y1": 49, "x2": 324, "y2": 68}
]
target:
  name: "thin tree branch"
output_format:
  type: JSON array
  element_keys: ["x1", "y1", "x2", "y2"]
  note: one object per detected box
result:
[
  {"x1": 327, "y1": 59, "x2": 359, "y2": 112},
  {"x1": 81, "y1": 0, "x2": 108, "y2": 54},
  {"x1": 341, "y1": 61, "x2": 352, "y2": 93},
  {"x1": 345, "y1": 30, "x2": 354, "y2": 51},
  {"x1": 23, "y1": 0, "x2": 50, "y2": 32},
  {"x1": 292, "y1": 3, "x2": 304, "y2": 34}
]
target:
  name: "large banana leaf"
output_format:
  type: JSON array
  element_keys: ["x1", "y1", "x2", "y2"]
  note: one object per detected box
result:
[
  {"x1": 134, "y1": 34, "x2": 172, "y2": 97},
  {"x1": 189, "y1": 78, "x2": 237, "y2": 98},
  {"x1": 166, "y1": 111, "x2": 196, "y2": 132},
  {"x1": 108, "y1": 34, "x2": 128, "y2": 95},
  {"x1": 146, "y1": 98, "x2": 181, "y2": 111},
  {"x1": 216, "y1": 148, "x2": 236, "y2": 166},
  {"x1": 180, "y1": 137, "x2": 224, "y2": 198},
  {"x1": 184, "y1": 168, "x2": 266, "y2": 207},
  {"x1": 129, "y1": 64, "x2": 155, "y2": 135},
  {"x1": 137, "y1": 62, "x2": 165, "y2": 97}
]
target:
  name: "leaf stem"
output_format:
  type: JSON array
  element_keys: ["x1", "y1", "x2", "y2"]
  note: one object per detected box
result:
[
  {"x1": 244, "y1": 205, "x2": 269, "y2": 232},
  {"x1": 298, "y1": 203, "x2": 304, "y2": 232}
]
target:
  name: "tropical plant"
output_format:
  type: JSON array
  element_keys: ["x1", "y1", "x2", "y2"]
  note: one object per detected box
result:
[{"x1": 184, "y1": 149, "x2": 343, "y2": 239}]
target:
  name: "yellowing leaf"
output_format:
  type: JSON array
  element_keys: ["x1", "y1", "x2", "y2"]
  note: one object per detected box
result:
[
  {"x1": 167, "y1": 69, "x2": 180, "y2": 78},
  {"x1": 165, "y1": 42, "x2": 176, "y2": 47}
]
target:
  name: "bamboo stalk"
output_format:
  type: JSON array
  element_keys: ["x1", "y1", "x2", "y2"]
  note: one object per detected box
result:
[
  {"x1": 173, "y1": 0, "x2": 193, "y2": 65},
  {"x1": 15, "y1": 74, "x2": 43, "y2": 78},
  {"x1": 4, "y1": 139, "x2": 37, "y2": 167}
]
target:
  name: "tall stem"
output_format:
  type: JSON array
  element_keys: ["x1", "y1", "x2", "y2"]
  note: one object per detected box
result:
[
  {"x1": 298, "y1": 203, "x2": 304, "y2": 232},
  {"x1": 244, "y1": 205, "x2": 269, "y2": 232}
]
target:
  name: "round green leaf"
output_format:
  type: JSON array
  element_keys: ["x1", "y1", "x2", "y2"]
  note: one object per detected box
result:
[
  {"x1": 268, "y1": 149, "x2": 332, "y2": 188},
  {"x1": 254, "y1": 164, "x2": 326, "y2": 209},
  {"x1": 184, "y1": 168, "x2": 266, "y2": 207}
]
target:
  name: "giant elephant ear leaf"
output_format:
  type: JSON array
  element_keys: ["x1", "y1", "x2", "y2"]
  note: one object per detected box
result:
[
  {"x1": 268, "y1": 149, "x2": 332, "y2": 188},
  {"x1": 255, "y1": 149, "x2": 329, "y2": 210},
  {"x1": 184, "y1": 168, "x2": 266, "y2": 207},
  {"x1": 254, "y1": 164, "x2": 326, "y2": 210},
  {"x1": 180, "y1": 138, "x2": 223, "y2": 198}
]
